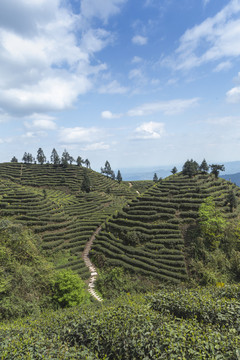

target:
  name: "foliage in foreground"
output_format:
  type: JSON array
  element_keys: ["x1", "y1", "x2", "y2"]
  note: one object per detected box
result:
[
  {"x1": 0, "y1": 220, "x2": 89, "y2": 320},
  {"x1": 1, "y1": 285, "x2": 240, "y2": 359},
  {"x1": 187, "y1": 196, "x2": 240, "y2": 285},
  {"x1": 0, "y1": 219, "x2": 53, "y2": 320}
]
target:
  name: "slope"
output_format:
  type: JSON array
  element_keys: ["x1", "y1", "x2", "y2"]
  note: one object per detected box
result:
[
  {"x1": 91, "y1": 172, "x2": 240, "y2": 283},
  {"x1": 0, "y1": 163, "x2": 138, "y2": 279}
]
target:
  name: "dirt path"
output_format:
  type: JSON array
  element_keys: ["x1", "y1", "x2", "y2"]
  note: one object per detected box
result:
[{"x1": 82, "y1": 226, "x2": 103, "y2": 302}]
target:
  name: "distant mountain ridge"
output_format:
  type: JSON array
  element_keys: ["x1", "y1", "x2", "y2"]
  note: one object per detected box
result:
[
  {"x1": 221, "y1": 173, "x2": 240, "y2": 186},
  {"x1": 120, "y1": 161, "x2": 240, "y2": 181}
]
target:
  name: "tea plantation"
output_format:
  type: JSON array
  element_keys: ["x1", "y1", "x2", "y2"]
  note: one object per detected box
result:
[
  {"x1": 92, "y1": 172, "x2": 240, "y2": 283},
  {"x1": 0, "y1": 163, "x2": 138, "y2": 279},
  {"x1": 1, "y1": 285, "x2": 240, "y2": 359},
  {"x1": 1, "y1": 162, "x2": 240, "y2": 359}
]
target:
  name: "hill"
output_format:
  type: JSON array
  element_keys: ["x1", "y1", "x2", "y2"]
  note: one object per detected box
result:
[
  {"x1": 91, "y1": 172, "x2": 240, "y2": 284},
  {"x1": 1, "y1": 163, "x2": 240, "y2": 358},
  {"x1": 221, "y1": 172, "x2": 240, "y2": 186},
  {"x1": 0, "y1": 162, "x2": 142, "y2": 280}
]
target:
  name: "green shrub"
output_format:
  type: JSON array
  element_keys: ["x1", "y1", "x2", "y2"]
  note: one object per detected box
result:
[{"x1": 52, "y1": 269, "x2": 90, "y2": 308}]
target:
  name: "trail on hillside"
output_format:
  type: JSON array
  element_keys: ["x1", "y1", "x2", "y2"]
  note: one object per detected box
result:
[{"x1": 82, "y1": 226, "x2": 103, "y2": 302}]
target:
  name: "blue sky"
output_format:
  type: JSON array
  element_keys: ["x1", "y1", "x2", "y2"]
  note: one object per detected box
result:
[{"x1": 1, "y1": 0, "x2": 240, "y2": 171}]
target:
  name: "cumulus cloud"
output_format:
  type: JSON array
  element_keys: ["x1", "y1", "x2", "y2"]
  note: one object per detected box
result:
[
  {"x1": 24, "y1": 114, "x2": 57, "y2": 130},
  {"x1": 101, "y1": 110, "x2": 122, "y2": 119},
  {"x1": 166, "y1": 0, "x2": 240, "y2": 70},
  {"x1": 132, "y1": 35, "x2": 148, "y2": 45},
  {"x1": 226, "y1": 86, "x2": 240, "y2": 103},
  {"x1": 127, "y1": 98, "x2": 199, "y2": 116},
  {"x1": 58, "y1": 126, "x2": 105, "y2": 144},
  {"x1": 134, "y1": 121, "x2": 165, "y2": 139},
  {"x1": 0, "y1": 0, "x2": 117, "y2": 117}
]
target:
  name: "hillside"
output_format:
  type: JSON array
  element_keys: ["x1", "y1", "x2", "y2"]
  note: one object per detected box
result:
[
  {"x1": 91, "y1": 172, "x2": 240, "y2": 284},
  {"x1": 0, "y1": 163, "x2": 141, "y2": 279}
]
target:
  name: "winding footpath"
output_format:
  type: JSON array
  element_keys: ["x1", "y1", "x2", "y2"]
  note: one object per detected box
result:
[{"x1": 82, "y1": 226, "x2": 103, "y2": 302}]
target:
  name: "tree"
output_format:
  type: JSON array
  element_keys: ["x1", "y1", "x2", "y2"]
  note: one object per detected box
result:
[
  {"x1": 36, "y1": 148, "x2": 46, "y2": 165},
  {"x1": 199, "y1": 159, "x2": 209, "y2": 174},
  {"x1": 210, "y1": 164, "x2": 225, "y2": 178},
  {"x1": 199, "y1": 196, "x2": 226, "y2": 250},
  {"x1": 81, "y1": 170, "x2": 91, "y2": 193},
  {"x1": 22, "y1": 152, "x2": 34, "y2": 164},
  {"x1": 27, "y1": 153, "x2": 34, "y2": 164},
  {"x1": 69, "y1": 156, "x2": 75, "y2": 165},
  {"x1": 85, "y1": 159, "x2": 90, "y2": 169},
  {"x1": 111, "y1": 171, "x2": 115, "y2": 180},
  {"x1": 11, "y1": 156, "x2": 18, "y2": 163},
  {"x1": 116, "y1": 170, "x2": 122, "y2": 183},
  {"x1": 226, "y1": 189, "x2": 238, "y2": 212},
  {"x1": 52, "y1": 269, "x2": 89, "y2": 308},
  {"x1": 76, "y1": 156, "x2": 84, "y2": 167},
  {"x1": 101, "y1": 160, "x2": 114, "y2": 178},
  {"x1": 171, "y1": 166, "x2": 178, "y2": 175},
  {"x1": 182, "y1": 159, "x2": 199, "y2": 178},
  {"x1": 22, "y1": 152, "x2": 28, "y2": 163},
  {"x1": 61, "y1": 149, "x2": 71, "y2": 167},
  {"x1": 50, "y1": 148, "x2": 60, "y2": 165},
  {"x1": 153, "y1": 173, "x2": 158, "y2": 182}
]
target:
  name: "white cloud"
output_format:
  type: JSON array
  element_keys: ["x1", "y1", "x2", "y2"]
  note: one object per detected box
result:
[
  {"x1": 0, "y1": 75, "x2": 92, "y2": 115},
  {"x1": 226, "y1": 86, "x2": 240, "y2": 103},
  {"x1": 82, "y1": 142, "x2": 110, "y2": 150},
  {"x1": 24, "y1": 114, "x2": 57, "y2": 130},
  {"x1": 127, "y1": 98, "x2": 199, "y2": 117},
  {"x1": 99, "y1": 80, "x2": 128, "y2": 94},
  {"x1": 0, "y1": 0, "x2": 116, "y2": 117},
  {"x1": 214, "y1": 61, "x2": 232, "y2": 72},
  {"x1": 81, "y1": 28, "x2": 113, "y2": 54},
  {"x1": 59, "y1": 127, "x2": 105, "y2": 144},
  {"x1": 134, "y1": 121, "x2": 165, "y2": 139},
  {"x1": 233, "y1": 71, "x2": 240, "y2": 83},
  {"x1": 129, "y1": 68, "x2": 143, "y2": 80},
  {"x1": 132, "y1": 35, "x2": 148, "y2": 45},
  {"x1": 22, "y1": 131, "x2": 37, "y2": 138},
  {"x1": 81, "y1": 0, "x2": 127, "y2": 23},
  {"x1": 101, "y1": 110, "x2": 122, "y2": 119},
  {"x1": 132, "y1": 56, "x2": 143, "y2": 63},
  {"x1": 168, "y1": 0, "x2": 240, "y2": 70}
]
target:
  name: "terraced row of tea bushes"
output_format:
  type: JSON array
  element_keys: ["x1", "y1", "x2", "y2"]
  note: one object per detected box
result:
[
  {"x1": 123, "y1": 180, "x2": 154, "y2": 194},
  {"x1": 0, "y1": 163, "x2": 137, "y2": 199},
  {"x1": 92, "y1": 173, "x2": 240, "y2": 283},
  {"x1": 92, "y1": 177, "x2": 187, "y2": 282},
  {"x1": 148, "y1": 284, "x2": 240, "y2": 328},
  {"x1": 1, "y1": 286, "x2": 240, "y2": 359},
  {"x1": 0, "y1": 178, "x2": 131, "y2": 279}
]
